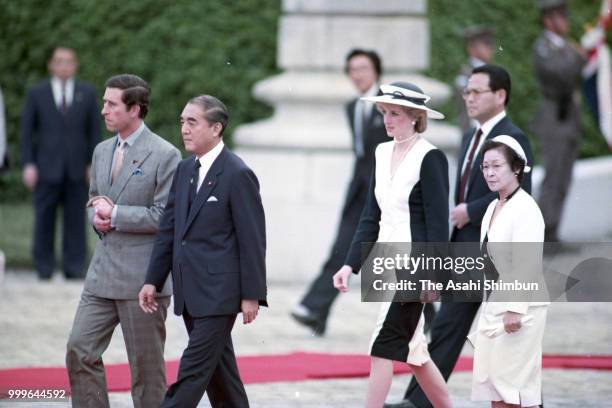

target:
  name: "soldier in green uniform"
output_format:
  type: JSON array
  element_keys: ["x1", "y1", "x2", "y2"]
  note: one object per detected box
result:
[
  {"x1": 455, "y1": 26, "x2": 496, "y2": 133},
  {"x1": 531, "y1": 0, "x2": 587, "y2": 242}
]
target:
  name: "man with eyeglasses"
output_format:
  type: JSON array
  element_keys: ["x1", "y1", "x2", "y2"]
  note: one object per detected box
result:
[{"x1": 385, "y1": 64, "x2": 534, "y2": 408}]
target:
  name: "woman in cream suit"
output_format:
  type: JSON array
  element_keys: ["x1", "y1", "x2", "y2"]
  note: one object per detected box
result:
[
  {"x1": 334, "y1": 82, "x2": 451, "y2": 408},
  {"x1": 471, "y1": 135, "x2": 549, "y2": 408}
]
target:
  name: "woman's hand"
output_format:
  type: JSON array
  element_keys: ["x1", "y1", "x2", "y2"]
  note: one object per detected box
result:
[
  {"x1": 503, "y1": 311, "x2": 523, "y2": 333},
  {"x1": 333, "y1": 265, "x2": 353, "y2": 292}
]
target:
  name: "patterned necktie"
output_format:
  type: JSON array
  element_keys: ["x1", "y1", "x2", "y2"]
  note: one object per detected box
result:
[
  {"x1": 188, "y1": 159, "x2": 201, "y2": 211},
  {"x1": 458, "y1": 128, "x2": 483, "y2": 203},
  {"x1": 111, "y1": 141, "x2": 125, "y2": 184}
]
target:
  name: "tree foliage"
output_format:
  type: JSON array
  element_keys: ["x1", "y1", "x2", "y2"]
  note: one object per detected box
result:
[
  {"x1": 0, "y1": 0, "x2": 280, "y2": 201},
  {"x1": 427, "y1": 0, "x2": 609, "y2": 160}
]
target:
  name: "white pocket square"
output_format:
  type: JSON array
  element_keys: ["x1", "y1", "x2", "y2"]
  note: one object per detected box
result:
[{"x1": 207, "y1": 196, "x2": 218, "y2": 202}]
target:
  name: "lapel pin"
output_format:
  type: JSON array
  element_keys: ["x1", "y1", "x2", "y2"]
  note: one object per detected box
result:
[{"x1": 132, "y1": 160, "x2": 138, "y2": 164}]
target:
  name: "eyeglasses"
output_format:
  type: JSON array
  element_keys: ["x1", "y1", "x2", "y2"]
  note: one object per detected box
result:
[
  {"x1": 480, "y1": 162, "x2": 509, "y2": 173},
  {"x1": 461, "y1": 88, "x2": 493, "y2": 99}
]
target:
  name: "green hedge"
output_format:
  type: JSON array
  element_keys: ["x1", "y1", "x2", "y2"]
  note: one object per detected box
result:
[
  {"x1": 427, "y1": 0, "x2": 610, "y2": 160},
  {"x1": 0, "y1": 0, "x2": 608, "y2": 203},
  {"x1": 0, "y1": 0, "x2": 280, "y2": 202}
]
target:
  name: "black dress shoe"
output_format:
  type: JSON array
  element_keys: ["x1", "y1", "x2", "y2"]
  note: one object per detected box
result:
[
  {"x1": 290, "y1": 306, "x2": 326, "y2": 336},
  {"x1": 383, "y1": 399, "x2": 418, "y2": 408}
]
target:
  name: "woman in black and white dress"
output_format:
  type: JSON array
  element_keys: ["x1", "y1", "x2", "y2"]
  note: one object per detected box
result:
[{"x1": 334, "y1": 82, "x2": 451, "y2": 408}]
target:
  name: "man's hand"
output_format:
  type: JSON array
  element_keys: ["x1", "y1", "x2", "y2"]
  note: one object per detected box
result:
[
  {"x1": 241, "y1": 299, "x2": 259, "y2": 324},
  {"x1": 92, "y1": 212, "x2": 112, "y2": 232},
  {"x1": 94, "y1": 199, "x2": 114, "y2": 220},
  {"x1": 450, "y1": 203, "x2": 470, "y2": 229},
  {"x1": 22, "y1": 164, "x2": 38, "y2": 191},
  {"x1": 138, "y1": 284, "x2": 158, "y2": 314},
  {"x1": 333, "y1": 265, "x2": 353, "y2": 293},
  {"x1": 503, "y1": 311, "x2": 523, "y2": 334}
]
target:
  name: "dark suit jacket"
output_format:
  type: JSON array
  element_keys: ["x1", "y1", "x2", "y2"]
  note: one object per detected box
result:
[
  {"x1": 145, "y1": 146, "x2": 267, "y2": 317},
  {"x1": 20, "y1": 79, "x2": 101, "y2": 182},
  {"x1": 344, "y1": 98, "x2": 389, "y2": 206},
  {"x1": 451, "y1": 116, "x2": 533, "y2": 242}
]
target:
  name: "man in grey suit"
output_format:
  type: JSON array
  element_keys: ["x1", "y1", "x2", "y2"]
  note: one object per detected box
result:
[
  {"x1": 66, "y1": 74, "x2": 181, "y2": 408},
  {"x1": 532, "y1": 0, "x2": 586, "y2": 242}
]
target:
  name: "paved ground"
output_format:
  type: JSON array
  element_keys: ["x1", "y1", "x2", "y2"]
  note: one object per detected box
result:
[{"x1": 0, "y1": 270, "x2": 611, "y2": 407}]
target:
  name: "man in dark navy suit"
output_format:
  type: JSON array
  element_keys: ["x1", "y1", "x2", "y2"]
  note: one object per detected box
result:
[
  {"x1": 385, "y1": 65, "x2": 535, "y2": 408},
  {"x1": 140, "y1": 95, "x2": 267, "y2": 408},
  {"x1": 291, "y1": 49, "x2": 389, "y2": 335},
  {"x1": 20, "y1": 46, "x2": 101, "y2": 279}
]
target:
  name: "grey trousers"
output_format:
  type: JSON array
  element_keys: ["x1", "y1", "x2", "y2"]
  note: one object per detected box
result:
[{"x1": 66, "y1": 290, "x2": 170, "y2": 408}]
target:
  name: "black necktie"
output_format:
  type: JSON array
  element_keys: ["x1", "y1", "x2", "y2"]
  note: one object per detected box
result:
[
  {"x1": 188, "y1": 160, "x2": 201, "y2": 211},
  {"x1": 60, "y1": 81, "x2": 68, "y2": 115},
  {"x1": 458, "y1": 128, "x2": 483, "y2": 203}
]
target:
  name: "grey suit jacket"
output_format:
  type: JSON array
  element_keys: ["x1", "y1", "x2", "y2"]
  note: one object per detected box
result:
[{"x1": 84, "y1": 125, "x2": 181, "y2": 299}]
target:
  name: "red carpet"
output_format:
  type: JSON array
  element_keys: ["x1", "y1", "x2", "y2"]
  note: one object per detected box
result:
[{"x1": 0, "y1": 352, "x2": 610, "y2": 396}]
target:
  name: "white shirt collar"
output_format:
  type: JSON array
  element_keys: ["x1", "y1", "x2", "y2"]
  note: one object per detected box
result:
[
  {"x1": 117, "y1": 121, "x2": 145, "y2": 148},
  {"x1": 544, "y1": 30, "x2": 566, "y2": 48},
  {"x1": 197, "y1": 140, "x2": 224, "y2": 168},
  {"x1": 363, "y1": 82, "x2": 379, "y2": 98},
  {"x1": 50, "y1": 76, "x2": 75, "y2": 107},
  {"x1": 479, "y1": 110, "x2": 507, "y2": 137},
  {"x1": 195, "y1": 140, "x2": 224, "y2": 191},
  {"x1": 361, "y1": 82, "x2": 380, "y2": 115},
  {"x1": 469, "y1": 56, "x2": 487, "y2": 68}
]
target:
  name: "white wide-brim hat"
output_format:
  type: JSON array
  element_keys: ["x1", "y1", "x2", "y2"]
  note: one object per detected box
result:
[
  {"x1": 361, "y1": 82, "x2": 445, "y2": 120},
  {"x1": 491, "y1": 135, "x2": 532, "y2": 173}
]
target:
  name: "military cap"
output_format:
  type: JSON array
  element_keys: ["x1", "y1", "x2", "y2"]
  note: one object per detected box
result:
[
  {"x1": 462, "y1": 25, "x2": 496, "y2": 43},
  {"x1": 537, "y1": 0, "x2": 567, "y2": 12}
]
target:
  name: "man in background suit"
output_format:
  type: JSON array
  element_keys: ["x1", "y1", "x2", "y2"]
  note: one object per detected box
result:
[
  {"x1": 140, "y1": 95, "x2": 267, "y2": 407},
  {"x1": 291, "y1": 48, "x2": 389, "y2": 335},
  {"x1": 20, "y1": 46, "x2": 101, "y2": 279},
  {"x1": 386, "y1": 65, "x2": 534, "y2": 408},
  {"x1": 532, "y1": 0, "x2": 586, "y2": 242},
  {"x1": 66, "y1": 74, "x2": 181, "y2": 408},
  {"x1": 454, "y1": 26, "x2": 496, "y2": 133}
]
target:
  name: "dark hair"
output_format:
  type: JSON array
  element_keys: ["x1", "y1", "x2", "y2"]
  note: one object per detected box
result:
[
  {"x1": 188, "y1": 95, "x2": 229, "y2": 136},
  {"x1": 344, "y1": 48, "x2": 383, "y2": 78},
  {"x1": 47, "y1": 46, "x2": 77, "y2": 62},
  {"x1": 471, "y1": 64, "x2": 511, "y2": 106},
  {"x1": 105, "y1": 74, "x2": 150, "y2": 118},
  {"x1": 481, "y1": 140, "x2": 525, "y2": 184}
]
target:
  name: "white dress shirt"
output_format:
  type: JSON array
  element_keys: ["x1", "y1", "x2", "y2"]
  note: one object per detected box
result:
[
  {"x1": 196, "y1": 140, "x2": 225, "y2": 192},
  {"x1": 51, "y1": 76, "x2": 74, "y2": 109},
  {"x1": 460, "y1": 110, "x2": 507, "y2": 177}
]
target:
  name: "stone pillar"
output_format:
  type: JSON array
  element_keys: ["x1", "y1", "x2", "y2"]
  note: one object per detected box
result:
[{"x1": 234, "y1": 0, "x2": 460, "y2": 283}]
